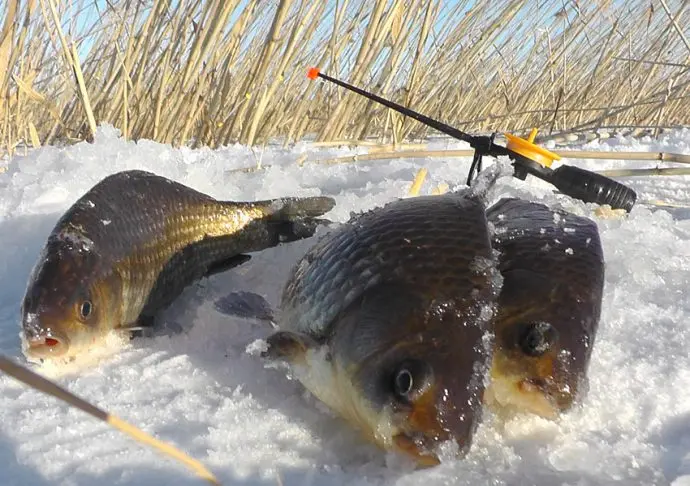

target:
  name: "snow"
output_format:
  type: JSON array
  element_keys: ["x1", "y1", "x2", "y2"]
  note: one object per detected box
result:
[{"x1": 1, "y1": 124, "x2": 689, "y2": 485}]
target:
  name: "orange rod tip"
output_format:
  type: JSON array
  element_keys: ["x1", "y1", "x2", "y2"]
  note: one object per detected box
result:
[{"x1": 307, "y1": 67, "x2": 320, "y2": 80}]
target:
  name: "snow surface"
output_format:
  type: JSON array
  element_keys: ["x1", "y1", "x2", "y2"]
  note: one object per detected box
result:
[{"x1": 1, "y1": 125, "x2": 689, "y2": 486}]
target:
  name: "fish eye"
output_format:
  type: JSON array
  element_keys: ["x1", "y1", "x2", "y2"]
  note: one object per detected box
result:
[
  {"x1": 391, "y1": 360, "x2": 432, "y2": 403},
  {"x1": 79, "y1": 300, "x2": 93, "y2": 320},
  {"x1": 395, "y1": 369, "x2": 414, "y2": 397},
  {"x1": 518, "y1": 322, "x2": 557, "y2": 357}
]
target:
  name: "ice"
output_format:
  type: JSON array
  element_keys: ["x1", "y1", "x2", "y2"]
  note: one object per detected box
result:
[{"x1": 0, "y1": 124, "x2": 689, "y2": 485}]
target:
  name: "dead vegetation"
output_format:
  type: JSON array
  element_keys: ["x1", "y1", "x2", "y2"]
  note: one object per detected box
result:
[{"x1": 1, "y1": 0, "x2": 689, "y2": 155}]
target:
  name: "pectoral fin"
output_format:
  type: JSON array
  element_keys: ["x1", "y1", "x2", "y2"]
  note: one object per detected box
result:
[
  {"x1": 213, "y1": 291, "x2": 275, "y2": 321},
  {"x1": 263, "y1": 330, "x2": 318, "y2": 365},
  {"x1": 119, "y1": 315, "x2": 156, "y2": 339}
]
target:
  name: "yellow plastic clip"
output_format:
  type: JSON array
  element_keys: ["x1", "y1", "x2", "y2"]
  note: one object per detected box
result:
[{"x1": 504, "y1": 128, "x2": 561, "y2": 168}]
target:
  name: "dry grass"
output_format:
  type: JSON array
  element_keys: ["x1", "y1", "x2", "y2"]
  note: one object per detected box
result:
[{"x1": 1, "y1": 0, "x2": 690, "y2": 153}]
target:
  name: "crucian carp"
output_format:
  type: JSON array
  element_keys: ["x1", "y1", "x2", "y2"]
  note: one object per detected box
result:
[
  {"x1": 484, "y1": 198, "x2": 604, "y2": 419},
  {"x1": 263, "y1": 190, "x2": 501, "y2": 466},
  {"x1": 21, "y1": 170, "x2": 335, "y2": 362}
]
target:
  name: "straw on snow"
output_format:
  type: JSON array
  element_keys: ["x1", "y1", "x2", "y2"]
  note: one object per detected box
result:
[{"x1": 0, "y1": 355, "x2": 220, "y2": 485}]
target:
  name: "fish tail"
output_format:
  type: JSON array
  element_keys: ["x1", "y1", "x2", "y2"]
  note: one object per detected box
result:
[
  {"x1": 269, "y1": 217, "x2": 332, "y2": 243},
  {"x1": 466, "y1": 161, "x2": 512, "y2": 202},
  {"x1": 255, "y1": 196, "x2": 336, "y2": 220},
  {"x1": 217, "y1": 196, "x2": 335, "y2": 250},
  {"x1": 258, "y1": 196, "x2": 336, "y2": 243}
]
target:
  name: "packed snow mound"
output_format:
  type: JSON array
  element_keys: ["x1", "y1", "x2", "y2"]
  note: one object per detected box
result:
[{"x1": 0, "y1": 125, "x2": 689, "y2": 486}]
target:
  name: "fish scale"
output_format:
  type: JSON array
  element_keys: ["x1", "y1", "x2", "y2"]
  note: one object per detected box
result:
[
  {"x1": 116, "y1": 200, "x2": 266, "y2": 324},
  {"x1": 488, "y1": 198, "x2": 603, "y2": 306},
  {"x1": 280, "y1": 194, "x2": 495, "y2": 338}
]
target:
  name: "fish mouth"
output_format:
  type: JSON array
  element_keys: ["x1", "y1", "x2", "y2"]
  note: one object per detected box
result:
[
  {"x1": 392, "y1": 432, "x2": 441, "y2": 467},
  {"x1": 485, "y1": 376, "x2": 567, "y2": 419},
  {"x1": 516, "y1": 378, "x2": 563, "y2": 418},
  {"x1": 22, "y1": 330, "x2": 71, "y2": 359}
]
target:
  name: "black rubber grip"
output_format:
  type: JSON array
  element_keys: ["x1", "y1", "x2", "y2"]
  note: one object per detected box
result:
[{"x1": 549, "y1": 165, "x2": 637, "y2": 212}]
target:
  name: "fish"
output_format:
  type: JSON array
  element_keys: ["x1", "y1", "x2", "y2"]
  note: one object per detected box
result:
[
  {"x1": 20, "y1": 169, "x2": 335, "y2": 362},
  {"x1": 259, "y1": 190, "x2": 501, "y2": 466},
  {"x1": 483, "y1": 198, "x2": 604, "y2": 419}
]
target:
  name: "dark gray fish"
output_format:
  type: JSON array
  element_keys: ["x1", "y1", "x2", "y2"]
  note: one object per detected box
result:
[
  {"x1": 484, "y1": 198, "x2": 604, "y2": 418},
  {"x1": 262, "y1": 191, "x2": 501, "y2": 466},
  {"x1": 21, "y1": 170, "x2": 335, "y2": 361}
]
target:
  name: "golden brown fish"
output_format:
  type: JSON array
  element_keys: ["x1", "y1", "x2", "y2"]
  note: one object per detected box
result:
[
  {"x1": 259, "y1": 190, "x2": 501, "y2": 466},
  {"x1": 21, "y1": 170, "x2": 335, "y2": 361},
  {"x1": 484, "y1": 198, "x2": 604, "y2": 419}
]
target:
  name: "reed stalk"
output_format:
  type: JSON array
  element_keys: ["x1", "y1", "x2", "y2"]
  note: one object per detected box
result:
[{"x1": 1, "y1": 1, "x2": 689, "y2": 150}]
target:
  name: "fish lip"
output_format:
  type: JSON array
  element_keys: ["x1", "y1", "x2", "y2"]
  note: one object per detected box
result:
[
  {"x1": 517, "y1": 377, "x2": 570, "y2": 418},
  {"x1": 485, "y1": 374, "x2": 570, "y2": 419},
  {"x1": 392, "y1": 431, "x2": 441, "y2": 467},
  {"x1": 22, "y1": 329, "x2": 71, "y2": 359}
]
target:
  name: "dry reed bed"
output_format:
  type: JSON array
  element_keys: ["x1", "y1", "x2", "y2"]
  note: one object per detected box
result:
[{"x1": 1, "y1": 0, "x2": 690, "y2": 155}]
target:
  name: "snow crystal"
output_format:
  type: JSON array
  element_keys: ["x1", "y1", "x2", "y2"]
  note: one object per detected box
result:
[
  {"x1": 245, "y1": 339, "x2": 269, "y2": 357},
  {"x1": 0, "y1": 124, "x2": 689, "y2": 485}
]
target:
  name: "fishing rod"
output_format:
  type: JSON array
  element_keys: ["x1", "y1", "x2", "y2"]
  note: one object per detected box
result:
[{"x1": 307, "y1": 67, "x2": 637, "y2": 212}]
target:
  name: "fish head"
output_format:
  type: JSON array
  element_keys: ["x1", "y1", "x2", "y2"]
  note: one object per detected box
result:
[
  {"x1": 324, "y1": 285, "x2": 494, "y2": 466},
  {"x1": 21, "y1": 233, "x2": 122, "y2": 360},
  {"x1": 486, "y1": 269, "x2": 602, "y2": 418}
]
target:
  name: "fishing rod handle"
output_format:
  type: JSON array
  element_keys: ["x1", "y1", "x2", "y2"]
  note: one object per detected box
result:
[{"x1": 549, "y1": 165, "x2": 637, "y2": 212}]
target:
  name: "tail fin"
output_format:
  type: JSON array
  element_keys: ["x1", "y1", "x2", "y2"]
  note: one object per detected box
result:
[
  {"x1": 256, "y1": 195, "x2": 335, "y2": 243},
  {"x1": 252, "y1": 196, "x2": 336, "y2": 244},
  {"x1": 258, "y1": 196, "x2": 336, "y2": 220},
  {"x1": 217, "y1": 196, "x2": 335, "y2": 255},
  {"x1": 273, "y1": 217, "x2": 333, "y2": 243}
]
